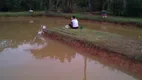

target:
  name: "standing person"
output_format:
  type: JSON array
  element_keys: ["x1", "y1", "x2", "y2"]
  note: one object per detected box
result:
[
  {"x1": 29, "y1": 9, "x2": 33, "y2": 16},
  {"x1": 68, "y1": 16, "x2": 79, "y2": 29},
  {"x1": 101, "y1": 10, "x2": 107, "y2": 18}
]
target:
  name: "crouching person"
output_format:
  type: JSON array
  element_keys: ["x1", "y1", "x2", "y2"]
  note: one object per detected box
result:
[{"x1": 65, "y1": 16, "x2": 79, "y2": 29}]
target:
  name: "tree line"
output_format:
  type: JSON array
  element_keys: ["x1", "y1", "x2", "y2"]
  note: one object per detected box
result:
[{"x1": 0, "y1": 0, "x2": 142, "y2": 17}]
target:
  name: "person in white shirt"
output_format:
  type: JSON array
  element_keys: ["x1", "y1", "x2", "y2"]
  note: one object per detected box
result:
[{"x1": 68, "y1": 16, "x2": 79, "y2": 29}]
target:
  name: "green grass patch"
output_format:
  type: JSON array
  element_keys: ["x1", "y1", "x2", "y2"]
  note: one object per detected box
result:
[{"x1": 0, "y1": 11, "x2": 44, "y2": 17}]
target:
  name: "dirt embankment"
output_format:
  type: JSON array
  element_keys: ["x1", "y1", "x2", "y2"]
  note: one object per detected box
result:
[{"x1": 43, "y1": 29, "x2": 142, "y2": 78}]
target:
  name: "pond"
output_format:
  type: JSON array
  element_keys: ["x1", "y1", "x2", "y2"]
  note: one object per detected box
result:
[{"x1": 0, "y1": 17, "x2": 141, "y2": 80}]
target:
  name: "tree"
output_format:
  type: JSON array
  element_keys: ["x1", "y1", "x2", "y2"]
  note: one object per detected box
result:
[
  {"x1": 110, "y1": 0, "x2": 125, "y2": 16},
  {"x1": 88, "y1": 0, "x2": 92, "y2": 12},
  {"x1": 61, "y1": 0, "x2": 75, "y2": 13},
  {"x1": 0, "y1": 0, "x2": 141, "y2": 17},
  {"x1": 125, "y1": 0, "x2": 142, "y2": 17}
]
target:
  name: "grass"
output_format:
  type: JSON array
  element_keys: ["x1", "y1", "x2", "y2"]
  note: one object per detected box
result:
[
  {"x1": 0, "y1": 11, "x2": 43, "y2": 17},
  {"x1": 45, "y1": 12, "x2": 142, "y2": 27},
  {"x1": 48, "y1": 27, "x2": 142, "y2": 61}
]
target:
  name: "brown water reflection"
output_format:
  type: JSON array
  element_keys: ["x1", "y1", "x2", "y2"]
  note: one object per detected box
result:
[
  {"x1": 0, "y1": 17, "x2": 141, "y2": 80},
  {"x1": 31, "y1": 38, "x2": 76, "y2": 63},
  {"x1": 0, "y1": 37, "x2": 137, "y2": 80}
]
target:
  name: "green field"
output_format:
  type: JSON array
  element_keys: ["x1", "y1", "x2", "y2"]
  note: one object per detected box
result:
[{"x1": 0, "y1": 12, "x2": 43, "y2": 17}]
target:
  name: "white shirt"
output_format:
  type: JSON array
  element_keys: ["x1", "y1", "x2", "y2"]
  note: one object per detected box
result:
[
  {"x1": 29, "y1": 10, "x2": 33, "y2": 13},
  {"x1": 72, "y1": 19, "x2": 79, "y2": 27}
]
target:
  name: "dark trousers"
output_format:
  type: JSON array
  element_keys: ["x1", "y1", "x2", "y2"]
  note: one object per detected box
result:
[{"x1": 69, "y1": 24, "x2": 79, "y2": 29}]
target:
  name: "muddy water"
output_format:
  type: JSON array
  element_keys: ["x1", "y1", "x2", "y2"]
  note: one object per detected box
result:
[
  {"x1": 0, "y1": 17, "x2": 141, "y2": 80},
  {"x1": 0, "y1": 17, "x2": 142, "y2": 40},
  {"x1": 1, "y1": 17, "x2": 141, "y2": 40}
]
